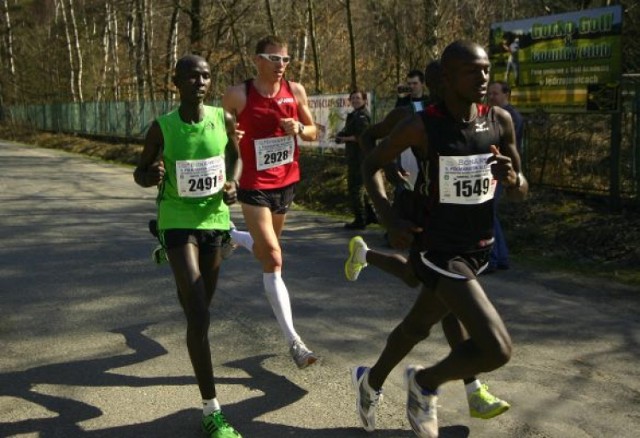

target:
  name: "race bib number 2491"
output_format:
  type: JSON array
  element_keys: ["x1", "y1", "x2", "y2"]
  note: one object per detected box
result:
[{"x1": 176, "y1": 156, "x2": 225, "y2": 198}]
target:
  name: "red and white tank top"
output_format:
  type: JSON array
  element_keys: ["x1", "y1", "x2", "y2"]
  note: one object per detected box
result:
[{"x1": 237, "y1": 79, "x2": 300, "y2": 190}]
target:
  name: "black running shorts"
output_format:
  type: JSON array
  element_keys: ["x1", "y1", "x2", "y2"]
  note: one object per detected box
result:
[
  {"x1": 409, "y1": 246, "x2": 492, "y2": 289},
  {"x1": 160, "y1": 229, "x2": 225, "y2": 254},
  {"x1": 237, "y1": 183, "x2": 296, "y2": 214}
]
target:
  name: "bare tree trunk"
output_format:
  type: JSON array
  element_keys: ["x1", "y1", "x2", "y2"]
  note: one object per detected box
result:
[
  {"x1": 190, "y1": 0, "x2": 202, "y2": 54},
  {"x1": 297, "y1": 29, "x2": 308, "y2": 82},
  {"x1": 164, "y1": 2, "x2": 180, "y2": 101},
  {"x1": 345, "y1": 0, "x2": 357, "y2": 90},
  {"x1": 109, "y1": 3, "x2": 120, "y2": 101},
  {"x1": 97, "y1": 2, "x2": 110, "y2": 102},
  {"x1": 218, "y1": 0, "x2": 249, "y2": 78},
  {"x1": 144, "y1": 0, "x2": 157, "y2": 113},
  {"x1": 1, "y1": 0, "x2": 16, "y2": 102},
  {"x1": 264, "y1": 0, "x2": 276, "y2": 35},
  {"x1": 68, "y1": 0, "x2": 83, "y2": 102},
  {"x1": 135, "y1": 0, "x2": 147, "y2": 103},
  {"x1": 307, "y1": 0, "x2": 321, "y2": 93},
  {"x1": 125, "y1": 3, "x2": 136, "y2": 102},
  {"x1": 423, "y1": 0, "x2": 440, "y2": 59},
  {"x1": 59, "y1": 0, "x2": 78, "y2": 102}
]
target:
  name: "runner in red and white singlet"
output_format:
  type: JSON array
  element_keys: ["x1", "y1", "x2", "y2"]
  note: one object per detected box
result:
[{"x1": 222, "y1": 35, "x2": 319, "y2": 370}]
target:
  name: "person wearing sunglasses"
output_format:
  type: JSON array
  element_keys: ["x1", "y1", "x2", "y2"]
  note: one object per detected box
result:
[{"x1": 222, "y1": 35, "x2": 319, "y2": 370}]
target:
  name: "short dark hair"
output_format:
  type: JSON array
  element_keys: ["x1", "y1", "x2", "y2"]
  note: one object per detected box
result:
[
  {"x1": 349, "y1": 88, "x2": 368, "y2": 101},
  {"x1": 441, "y1": 40, "x2": 486, "y2": 69},
  {"x1": 407, "y1": 69, "x2": 425, "y2": 83},
  {"x1": 255, "y1": 35, "x2": 287, "y2": 54},
  {"x1": 174, "y1": 54, "x2": 208, "y2": 80}
]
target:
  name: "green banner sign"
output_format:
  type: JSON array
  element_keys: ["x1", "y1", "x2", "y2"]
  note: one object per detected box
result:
[{"x1": 489, "y1": 5, "x2": 623, "y2": 113}]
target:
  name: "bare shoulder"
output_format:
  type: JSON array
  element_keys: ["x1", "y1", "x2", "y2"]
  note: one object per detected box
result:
[
  {"x1": 491, "y1": 105, "x2": 513, "y2": 124},
  {"x1": 289, "y1": 81, "x2": 309, "y2": 101},
  {"x1": 222, "y1": 83, "x2": 247, "y2": 113}
]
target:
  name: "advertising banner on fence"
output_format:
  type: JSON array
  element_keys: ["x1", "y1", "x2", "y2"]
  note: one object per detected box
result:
[
  {"x1": 489, "y1": 5, "x2": 623, "y2": 113},
  {"x1": 299, "y1": 92, "x2": 372, "y2": 149}
]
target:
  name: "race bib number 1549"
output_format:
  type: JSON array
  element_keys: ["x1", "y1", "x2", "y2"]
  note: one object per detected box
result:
[{"x1": 439, "y1": 153, "x2": 496, "y2": 204}]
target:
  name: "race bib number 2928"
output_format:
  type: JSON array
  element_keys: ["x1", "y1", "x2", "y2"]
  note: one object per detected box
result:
[
  {"x1": 439, "y1": 153, "x2": 496, "y2": 204},
  {"x1": 254, "y1": 136, "x2": 295, "y2": 171}
]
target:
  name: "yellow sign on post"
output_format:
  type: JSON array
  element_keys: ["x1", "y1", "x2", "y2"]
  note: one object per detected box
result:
[{"x1": 489, "y1": 5, "x2": 623, "y2": 113}]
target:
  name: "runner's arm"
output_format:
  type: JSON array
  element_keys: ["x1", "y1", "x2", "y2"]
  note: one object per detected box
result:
[
  {"x1": 362, "y1": 114, "x2": 427, "y2": 228},
  {"x1": 360, "y1": 107, "x2": 413, "y2": 187},
  {"x1": 291, "y1": 82, "x2": 317, "y2": 141},
  {"x1": 133, "y1": 121, "x2": 164, "y2": 188},
  {"x1": 490, "y1": 107, "x2": 528, "y2": 201}
]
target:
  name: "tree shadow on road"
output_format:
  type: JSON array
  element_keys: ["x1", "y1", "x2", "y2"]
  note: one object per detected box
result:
[{"x1": 1, "y1": 324, "x2": 470, "y2": 437}]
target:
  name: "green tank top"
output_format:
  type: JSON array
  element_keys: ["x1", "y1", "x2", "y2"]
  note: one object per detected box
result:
[{"x1": 156, "y1": 106, "x2": 230, "y2": 230}]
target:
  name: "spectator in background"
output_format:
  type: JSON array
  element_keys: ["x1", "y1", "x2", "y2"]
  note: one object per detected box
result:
[
  {"x1": 336, "y1": 89, "x2": 374, "y2": 229},
  {"x1": 394, "y1": 70, "x2": 429, "y2": 191},
  {"x1": 487, "y1": 80, "x2": 524, "y2": 271}
]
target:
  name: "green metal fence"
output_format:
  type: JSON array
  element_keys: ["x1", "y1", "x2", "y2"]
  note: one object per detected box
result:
[{"x1": 2, "y1": 89, "x2": 639, "y2": 203}]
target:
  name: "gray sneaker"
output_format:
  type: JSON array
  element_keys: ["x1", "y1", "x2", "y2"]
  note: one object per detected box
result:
[
  {"x1": 351, "y1": 366, "x2": 383, "y2": 432},
  {"x1": 405, "y1": 365, "x2": 439, "y2": 438},
  {"x1": 289, "y1": 339, "x2": 318, "y2": 369}
]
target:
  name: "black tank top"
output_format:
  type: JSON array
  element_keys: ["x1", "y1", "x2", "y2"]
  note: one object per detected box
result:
[{"x1": 416, "y1": 103, "x2": 502, "y2": 252}]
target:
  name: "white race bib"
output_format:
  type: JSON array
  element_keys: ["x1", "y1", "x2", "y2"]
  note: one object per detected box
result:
[
  {"x1": 254, "y1": 136, "x2": 295, "y2": 171},
  {"x1": 176, "y1": 156, "x2": 225, "y2": 198},
  {"x1": 439, "y1": 153, "x2": 496, "y2": 204}
]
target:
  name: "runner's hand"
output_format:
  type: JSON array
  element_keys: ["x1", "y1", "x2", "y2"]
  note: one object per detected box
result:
[
  {"x1": 235, "y1": 123, "x2": 245, "y2": 142},
  {"x1": 222, "y1": 181, "x2": 237, "y2": 205},
  {"x1": 146, "y1": 160, "x2": 165, "y2": 186},
  {"x1": 280, "y1": 118, "x2": 301, "y2": 136},
  {"x1": 487, "y1": 145, "x2": 517, "y2": 186}
]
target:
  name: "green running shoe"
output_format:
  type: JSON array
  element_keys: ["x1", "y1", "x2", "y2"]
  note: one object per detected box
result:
[
  {"x1": 202, "y1": 410, "x2": 242, "y2": 438},
  {"x1": 468, "y1": 384, "x2": 510, "y2": 419},
  {"x1": 151, "y1": 244, "x2": 168, "y2": 265}
]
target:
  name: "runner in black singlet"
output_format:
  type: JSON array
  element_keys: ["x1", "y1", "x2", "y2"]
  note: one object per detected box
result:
[{"x1": 350, "y1": 40, "x2": 528, "y2": 438}]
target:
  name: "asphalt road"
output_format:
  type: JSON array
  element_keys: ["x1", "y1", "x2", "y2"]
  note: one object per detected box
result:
[{"x1": 1, "y1": 140, "x2": 639, "y2": 438}]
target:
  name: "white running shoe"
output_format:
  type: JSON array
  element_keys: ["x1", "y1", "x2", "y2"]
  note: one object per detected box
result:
[
  {"x1": 405, "y1": 365, "x2": 439, "y2": 438},
  {"x1": 345, "y1": 236, "x2": 368, "y2": 281},
  {"x1": 289, "y1": 339, "x2": 318, "y2": 369},
  {"x1": 351, "y1": 366, "x2": 383, "y2": 432}
]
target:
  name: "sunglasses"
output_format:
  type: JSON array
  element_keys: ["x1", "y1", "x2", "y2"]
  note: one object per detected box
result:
[{"x1": 258, "y1": 53, "x2": 291, "y2": 64}]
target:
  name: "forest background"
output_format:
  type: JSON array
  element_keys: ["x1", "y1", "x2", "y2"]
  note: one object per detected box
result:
[
  {"x1": 0, "y1": 0, "x2": 638, "y2": 286},
  {"x1": 1, "y1": 0, "x2": 639, "y2": 104}
]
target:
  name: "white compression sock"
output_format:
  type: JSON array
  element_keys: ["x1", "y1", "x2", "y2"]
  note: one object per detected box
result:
[
  {"x1": 203, "y1": 398, "x2": 221, "y2": 416},
  {"x1": 263, "y1": 271, "x2": 299, "y2": 344},
  {"x1": 230, "y1": 228, "x2": 254, "y2": 253},
  {"x1": 465, "y1": 379, "x2": 482, "y2": 396}
]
